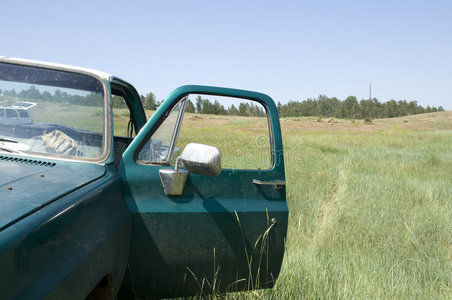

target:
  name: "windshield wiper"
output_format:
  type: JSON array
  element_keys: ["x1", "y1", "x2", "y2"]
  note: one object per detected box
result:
[
  {"x1": 0, "y1": 138, "x2": 23, "y2": 154},
  {"x1": 0, "y1": 138, "x2": 18, "y2": 143},
  {"x1": 0, "y1": 147, "x2": 22, "y2": 154}
]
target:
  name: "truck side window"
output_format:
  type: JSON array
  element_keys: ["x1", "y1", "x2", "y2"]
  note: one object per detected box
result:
[
  {"x1": 112, "y1": 95, "x2": 135, "y2": 138},
  {"x1": 137, "y1": 95, "x2": 271, "y2": 170},
  {"x1": 112, "y1": 94, "x2": 139, "y2": 166},
  {"x1": 176, "y1": 94, "x2": 271, "y2": 170}
]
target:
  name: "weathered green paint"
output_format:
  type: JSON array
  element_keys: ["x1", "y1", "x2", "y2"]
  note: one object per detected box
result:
[
  {"x1": 0, "y1": 157, "x2": 105, "y2": 230},
  {"x1": 120, "y1": 85, "x2": 288, "y2": 298},
  {"x1": 0, "y1": 57, "x2": 287, "y2": 299},
  {"x1": 0, "y1": 163, "x2": 130, "y2": 299}
]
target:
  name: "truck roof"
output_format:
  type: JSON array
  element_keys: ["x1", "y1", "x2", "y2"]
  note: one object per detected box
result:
[{"x1": 0, "y1": 56, "x2": 112, "y2": 81}]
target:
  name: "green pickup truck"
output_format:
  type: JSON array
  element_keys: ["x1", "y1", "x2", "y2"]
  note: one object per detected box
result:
[{"x1": 0, "y1": 57, "x2": 288, "y2": 299}]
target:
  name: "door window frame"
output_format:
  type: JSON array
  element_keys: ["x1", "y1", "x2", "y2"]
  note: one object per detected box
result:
[
  {"x1": 122, "y1": 85, "x2": 284, "y2": 174},
  {"x1": 135, "y1": 92, "x2": 275, "y2": 170}
]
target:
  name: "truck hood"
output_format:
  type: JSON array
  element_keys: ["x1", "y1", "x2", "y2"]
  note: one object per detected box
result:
[{"x1": 0, "y1": 155, "x2": 106, "y2": 231}]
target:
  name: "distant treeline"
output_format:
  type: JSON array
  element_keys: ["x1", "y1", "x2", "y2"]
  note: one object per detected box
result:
[
  {"x1": 140, "y1": 92, "x2": 445, "y2": 119},
  {"x1": 5, "y1": 86, "x2": 441, "y2": 120},
  {"x1": 140, "y1": 94, "x2": 266, "y2": 117},
  {"x1": 276, "y1": 95, "x2": 444, "y2": 119},
  {"x1": 0, "y1": 86, "x2": 103, "y2": 106}
]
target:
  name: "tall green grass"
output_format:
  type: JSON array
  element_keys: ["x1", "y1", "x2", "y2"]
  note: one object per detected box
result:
[
  {"x1": 272, "y1": 121, "x2": 452, "y2": 299},
  {"x1": 132, "y1": 111, "x2": 451, "y2": 299}
]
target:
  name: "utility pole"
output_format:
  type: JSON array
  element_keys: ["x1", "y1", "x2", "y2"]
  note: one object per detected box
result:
[{"x1": 369, "y1": 83, "x2": 373, "y2": 120}]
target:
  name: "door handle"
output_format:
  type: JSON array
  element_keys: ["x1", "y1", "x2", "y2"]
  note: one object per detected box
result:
[{"x1": 253, "y1": 179, "x2": 286, "y2": 189}]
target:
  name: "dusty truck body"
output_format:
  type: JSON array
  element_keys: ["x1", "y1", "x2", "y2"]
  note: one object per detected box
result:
[{"x1": 0, "y1": 57, "x2": 288, "y2": 299}]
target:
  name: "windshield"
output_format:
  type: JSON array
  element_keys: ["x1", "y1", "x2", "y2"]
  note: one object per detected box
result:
[{"x1": 0, "y1": 62, "x2": 106, "y2": 160}]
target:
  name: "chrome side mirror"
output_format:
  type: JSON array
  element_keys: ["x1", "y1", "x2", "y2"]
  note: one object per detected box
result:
[
  {"x1": 159, "y1": 143, "x2": 221, "y2": 196},
  {"x1": 180, "y1": 143, "x2": 221, "y2": 177}
]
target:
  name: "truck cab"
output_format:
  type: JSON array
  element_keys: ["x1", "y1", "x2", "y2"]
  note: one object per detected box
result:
[{"x1": 0, "y1": 57, "x2": 288, "y2": 299}]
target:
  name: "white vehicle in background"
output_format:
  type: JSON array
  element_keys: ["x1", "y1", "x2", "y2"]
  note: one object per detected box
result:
[{"x1": 0, "y1": 101, "x2": 35, "y2": 125}]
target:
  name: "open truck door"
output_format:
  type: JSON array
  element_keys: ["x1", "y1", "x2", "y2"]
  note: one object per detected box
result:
[{"x1": 120, "y1": 85, "x2": 288, "y2": 299}]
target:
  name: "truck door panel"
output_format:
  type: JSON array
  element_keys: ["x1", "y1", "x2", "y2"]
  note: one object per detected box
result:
[{"x1": 120, "y1": 86, "x2": 287, "y2": 298}]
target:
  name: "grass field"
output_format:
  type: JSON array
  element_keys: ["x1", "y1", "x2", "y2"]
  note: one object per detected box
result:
[
  {"x1": 115, "y1": 110, "x2": 452, "y2": 299},
  {"x1": 271, "y1": 112, "x2": 451, "y2": 299}
]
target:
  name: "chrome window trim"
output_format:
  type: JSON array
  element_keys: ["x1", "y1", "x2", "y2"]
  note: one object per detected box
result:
[
  {"x1": 136, "y1": 97, "x2": 187, "y2": 166},
  {"x1": 166, "y1": 96, "x2": 187, "y2": 164}
]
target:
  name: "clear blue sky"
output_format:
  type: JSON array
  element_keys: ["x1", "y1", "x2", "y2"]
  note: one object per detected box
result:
[{"x1": 1, "y1": 0, "x2": 451, "y2": 109}]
